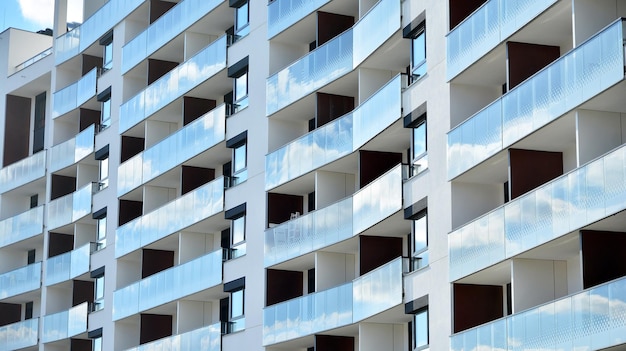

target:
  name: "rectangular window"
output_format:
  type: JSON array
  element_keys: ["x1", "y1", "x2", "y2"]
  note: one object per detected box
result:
[
  {"x1": 93, "y1": 275, "x2": 105, "y2": 311},
  {"x1": 230, "y1": 288, "x2": 245, "y2": 332},
  {"x1": 412, "y1": 308, "x2": 429, "y2": 350},
  {"x1": 411, "y1": 27, "x2": 426, "y2": 79},
  {"x1": 93, "y1": 337, "x2": 102, "y2": 351},
  {"x1": 233, "y1": 71, "x2": 249, "y2": 112},
  {"x1": 235, "y1": 1, "x2": 250, "y2": 37},
  {"x1": 101, "y1": 98, "x2": 111, "y2": 131},
  {"x1": 230, "y1": 215, "x2": 246, "y2": 258},
  {"x1": 103, "y1": 42, "x2": 113, "y2": 71},
  {"x1": 99, "y1": 156, "x2": 109, "y2": 190},
  {"x1": 412, "y1": 118, "x2": 427, "y2": 173},
  {"x1": 411, "y1": 210, "x2": 428, "y2": 271},
  {"x1": 96, "y1": 216, "x2": 107, "y2": 249},
  {"x1": 232, "y1": 142, "x2": 247, "y2": 184}
]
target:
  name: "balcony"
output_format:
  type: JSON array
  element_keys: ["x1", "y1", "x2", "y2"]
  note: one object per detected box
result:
[
  {"x1": 41, "y1": 302, "x2": 88, "y2": 343},
  {"x1": 113, "y1": 250, "x2": 222, "y2": 320},
  {"x1": 267, "y1": 0, "x2": 330, "y2": 39},
  {"x1": 0, "y1": 206, "x2": 44, "y2": 249},
  {"x1": 452, "y1": 276, "x2": 626, "y2": 351},
  {"x1": 266, "y1": 0, "x2": 400, "y2": 116},
  {"x1": 54, "y1": 0, "x2": 145, "y2": 64},
  {"x1": 124, "y1": 323, "x2": 221, "y2": 351},
  {"x1": 118, "y1": 104, "x2": 226, "y2": 196},
  {"x1": 449, "y1": 143, "x2": 626, "y2": 281},
  {"x1": 50, "y1": 124, "x2": 95, "y2": 173},
  {"x1": 447, "y1": 18, "x2": 626, "y2": 180},
  {"x1": 52, "y1": 68, "x2": 98, "y2": 119},
  {"x1": 447, "y1": 0, "x2": 558, "y2": 80},
  {"x1": 15, "y1": 47, "x2": 52, "y2": 73},
  {"x1": 45, "y1": 243, "x2": 91, "y2": 286},
  {"x1": 122, "y1": 0, "x2": 226, "y2": 73},
  {"x1": 47, "y1": 183, "x2": 94, "y2": 231},
  {"x1": 265, "y1": 164, "x2": 402, "y2": 267},
  {"x1": 0, "y1": 151, "x2": 46, "y2": 194},
  {"x1": 263, "y1": 257, "x2": 403, "y2": 345},
  {"x1": 119, "y1": 35, "x2": 228, "y2": 134},
  {"x1": 265, "y1": 75, "x2": 401, "y2": 190},
  {"x1": 0, "y1": 318, "x2": 38, "y2": 351},
  {"x1": 115, "y1": 177, "x2": 224, "y2": 258},
  {"x1": 0, "y1": 262, "x2": 41, "y2": 300}
]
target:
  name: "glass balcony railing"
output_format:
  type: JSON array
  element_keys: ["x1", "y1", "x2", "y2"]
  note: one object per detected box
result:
[
  {"x1": 266, "y1": 0, "x2": 400, "y2": 115},
  {"x1": 47, "y1": 183, "x2": 94, "y2": 231},
  {"x1": 52, "y1": 68, "x2": 98, "y2": 118},
  {"x1": 449, "y1": 143, "x2": 626, "y2": 282},
  {"x1": 14, "y1": 47, "x2": 52, "y2": 72},
  {"x1": 120, "y1": 35, "x2": 228, "y2": 133},
  {"x1": 45, "y1": 243, "x2": 90, "y2": 286},
  {"x1": 54, "y1": 0, "x2": 145, "y2": 64},
  {"x1": 50, "y1": 124, "x2": 95, "y2": 173},
  {"x1": 124, "y1": 323, "x2": 221, "y2": 351},
  {"x1": 122, "y1": 0, "x2": 224, "y2": 73},
  {"x1": 118, "y1": 104, "x2": 226, "y2": 196},
  {"x1": 267, "y1": 0, "x2": 330, "y2": 39},
  {"x1": 0, "y1": 206, "x2": 44, "y2": 249},
  {"x1": 452, "y1": 276, "x2": 626, "y2": 351},
  {"x1": 42, "y1": 302, "x2": 88, "y2": 343},
  {"x1": 113, "y1": 250, "x2": 222, "y2": 321},
  {"x1": 0, "y1": 151, "x2": 46, "y2": 194},
  {"x1": 447, "y1": 0, "x2": 557, "y2": 80},
  {"x1": 0, "y1": 318, "x2": 39, "y2": 351},
  {"x1": 115, "y1": 177, "x2": 224, "y2": 258},
  {"x1": 263, "y1": 257, "x2": 403, "y2": 345},
  {"x1": 0, "y1": 262, "x2": 41, "y2": 299},
  {"x1": 447, "y1": 18, "x2": 626, "y2": 180},
  {"x1": 265, "y1": 164, "x2": 402, "y2": 267},
  {"x1": 266, "y1": 75, "x2": 401, "y2": 190}
]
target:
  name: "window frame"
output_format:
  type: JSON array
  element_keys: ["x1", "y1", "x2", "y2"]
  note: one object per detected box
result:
[
  {"x1": 93, "y1": 274, "x2": 105, "y2": 312},
  {"x1": 235, "y1": 1, "x2": 250, "y2": 35},
  {"x1": 411, "y1": 26, "x2": 426, "y2": 79},
  {"x1": 412, "y1": 307, "x2": 429, "y2": 351}
]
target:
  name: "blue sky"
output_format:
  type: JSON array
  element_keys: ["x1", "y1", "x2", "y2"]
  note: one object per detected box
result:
[{"x1": 1, "y1": 0, "x2": 54, "y2": 33}]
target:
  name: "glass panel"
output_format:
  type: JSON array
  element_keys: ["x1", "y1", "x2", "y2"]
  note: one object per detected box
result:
[
  {"x1": 0, "y1": 318, "x2": 39, "y2": 351},
  {"x1": 52, "y1": 68, "x2": 97, "y2": 118},
  {"x1": 118, "y1": 105, "x2": 226, "y2": 196},
  {"x1": 231, "y1": 289, "x2": 244, "y2": 319},
  {"x1": 448, "y1": 19, "x2": 624, "y2": 180},
  {"x1": 0, "y1": 262, "x2": 41, "y2": 299},
  {"x1": 128, "y1": 323, "x2": 221, "y2": 351},
  {"x1": 267, "y1": 0, "x2": 331, "y2": 39},
  {"x1": 47, "y1": 183, "x2": 93, "y2": 230},
  {"x1": 0, "y1": 151, "x2": 46, "y2": 194},
  {"x1": 42, "y1": 303, "x2": 88, "y2": 343},
  {"x1": 120, "y1": 36, "x2": 227, "y2": 133},
  {"x1": 50, "y1": 124, "x2": 95, "y2": 173},
  {"x1": 0, "y1": 206, "x2": 44, "y2": 249},
  {"x1": 113, "y1": 250, "x2": 222, "y2": 320},
  {"x1": 232, "y1": 216, "x2": 245, "y2": 245}
]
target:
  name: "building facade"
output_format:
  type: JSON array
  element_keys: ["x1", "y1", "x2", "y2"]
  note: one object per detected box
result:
[{"x1": 0, "y1": 0, "x2": 625, "y2": 350}]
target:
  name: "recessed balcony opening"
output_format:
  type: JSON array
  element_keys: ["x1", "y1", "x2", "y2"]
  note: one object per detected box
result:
[
  {"x1": 141, "y1": 248, "x2": 174, "y2": 279},
  {"x1": 121, "y1": 135, "x2": 145, "y2": 163},
  {"x1": 140, "y1": 313, "x2": 173, "y2": 345},
  {"x1": 266, "y1": 268, "x2": 306, "y2": 307}
]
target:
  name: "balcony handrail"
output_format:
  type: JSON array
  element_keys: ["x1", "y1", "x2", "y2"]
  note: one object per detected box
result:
[
  {"x1": 451, "y1": 274, "x2": 626, "y2": 337},
  {"x1": 0, "y1": 261, "x2": 41, "y2": 276},
  {"x1": 267, "y1": 74, "x2": 401, "y2": 155},
  {"x1": 450, "y1": 140, "x2": 626, "y2": 235},
  {"x1": 449, "y1": 17, "x2": 626, "y2": 135},
  {"x1": 266, "y1": 163, "x2": 402, "y2": 230},
  {"x1": 14, "y1": 47, "x2": 53, "y2": 71},
  {"x1": 53, "y1": 67, "x2": 98, "y2": 97}
]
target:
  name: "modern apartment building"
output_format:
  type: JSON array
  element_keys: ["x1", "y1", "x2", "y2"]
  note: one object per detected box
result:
[{"x1": 2, "y1": 0, "x2": 626, "y2": 350}]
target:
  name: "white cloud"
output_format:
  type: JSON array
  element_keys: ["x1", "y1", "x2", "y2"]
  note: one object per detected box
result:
[{"x1": 18, "y1": 0, "x2": 53, "y2": 28}]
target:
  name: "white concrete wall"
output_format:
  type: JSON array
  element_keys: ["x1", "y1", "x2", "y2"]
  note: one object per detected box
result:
[
  {"x1": 315, "y1": 251, "x2": 356, "y2": 291},
  {"x1": 576, "y1": 109, "x2": 623, "y2": 165},
  {"x1": 359, "y1": 323, "x2": 406, "y2": 351},
  {"x1": 572, "y1": 0, "x2": 626, "y2": 45},
  {"x1": 316, "y1": 170, "x2": 356, "y2": 208},
  {"x1": 451, "y1": 182, "x2": 503, "y2": 229},
  {"x1": 511, "y1": 258, "x2": 568, "y2": 313}
]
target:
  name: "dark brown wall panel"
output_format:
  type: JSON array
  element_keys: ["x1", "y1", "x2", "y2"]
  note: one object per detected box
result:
[
  {"x1": 119, "y1": 200, "x2": 143, "y2": 226},
  {"x1": 142, "y1": 249, "x2": 174, "y2": 278},
  {"x1": 358, "y1": 150, "x2": 402, "y2": 188},
  {"x1": 49, "y1": 232, "x2": 74, "y2": 257},
  {"x1": 315, "y1": 334, "x2": 355, "y2": 351},
  {"x1": 140, "y1": 314, "x2": 172, "y2": 344},
  {"x1": 147, "y1": 59, "x2": 178, "y2": 85},
  {"x1": 181, "y1": 166, "x2": 215, "y2": 195},
  {"x1": 359, "y1": 236, "x2": 402, "y2": 275},
  {"x1": 79, "y1": 108, "x2": 100, "y2": 131},
  {"x1": 267, "y1": 193, "x2": 303, "y2": 225},
  {"x1": 316, "y1": 93, "x2": 354, "y2": 128},
  {"x1": 51, "y1": 175, "x2": 77, "y2": 200},
  {"x1": 453, "y1": 283, "x2": 503, "y2": 333},
  {"x1": 266, "y1": 269, "x2": 303, "y2": 306},
  {"x1": 4, "y1": 95, "x2": 31, "y2": 167},
  {"x1": 507, "y1": 42, "x2": 560, "y2": 90},
  {"x1": 72, "y1": 280, "x2": 94, "y2": 306},
  {"x1": 150, "y1": 0, "x2": 176, "y2": 23},
  {"x1": 0, "y1": 303, "x2": 21, "y2": 327},
  {"x1": 71, "y1": 338, "x2": 93, "y2": 351},
  {"x1": 183, "y1": 97, "x2": 216, "y2": 125},
  {"x1": 581, "y1": 230, "x2": 626, "y2": 289},
  {"x1": 449, "y1": 0, "x2": 487, "y2": 29},
  {"x1": 317, "y1": 12, "x2": 354, "y2": 46},
  {"x1": 509, "y1": 149, "x2": 563, "y2": 199},
  {"x1": 121, "y1": 136, "x2": 145, "y2": 163},
  {"x1": 82, "y1": 54, "x2": 102, "y2": 76}
]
